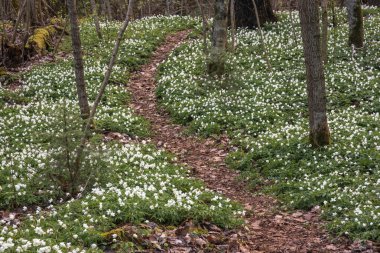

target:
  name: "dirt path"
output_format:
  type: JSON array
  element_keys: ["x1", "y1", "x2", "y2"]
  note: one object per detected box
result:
[{"x1": 128, "y1": 31, "x2": 352, "y2": 253}]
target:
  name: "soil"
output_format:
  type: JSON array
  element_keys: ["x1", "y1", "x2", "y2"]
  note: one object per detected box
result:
[{"x1": 126, "y1": 31, "x2": 377, "y2": 253}]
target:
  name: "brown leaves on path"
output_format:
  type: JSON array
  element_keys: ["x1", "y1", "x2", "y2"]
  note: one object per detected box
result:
[{"x1": 127, "y1": 31, "x2": 359, "y2": 252}]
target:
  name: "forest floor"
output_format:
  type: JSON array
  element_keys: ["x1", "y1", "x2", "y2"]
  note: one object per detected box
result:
[{"x1": 125, "y1": 31, "x2": 371, "y2": 253}]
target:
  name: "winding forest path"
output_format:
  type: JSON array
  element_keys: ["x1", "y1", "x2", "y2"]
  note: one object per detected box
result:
[{"x1": 128, "y1": 31, "x2": 351, "y2": 252}]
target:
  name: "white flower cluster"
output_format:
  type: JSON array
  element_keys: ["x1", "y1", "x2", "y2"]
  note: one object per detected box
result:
[
  {"x1": 157, "y1": 8, "x2": 380, "y2": 239},
  {"x1": 0, "y1": 15, "x2": 242, "y2": 252}
]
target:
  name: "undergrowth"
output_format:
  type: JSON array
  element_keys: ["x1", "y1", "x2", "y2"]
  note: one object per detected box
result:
[{"x1": 157, "y1": 7, "x2": 380, "y2": 241}]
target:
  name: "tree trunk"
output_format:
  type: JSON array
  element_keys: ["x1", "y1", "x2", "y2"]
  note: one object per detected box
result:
[
  {"x1": 74, "y1": 0, "x2": 135, "y2": 192},
  {"x1": 208, "y1": 0, "x2": 228, "y2": 76},
  {"x1": 166, "y1": 0, "x2": 171, "y2": 15},
  {"x1": 233, "y1": 0, "x2": 277, "y2": 28},
  {"x1": 230, "y1": 0, "x2": 236, "y2": 51},
  {"x1": 321, "y1": 0, "x2": 328, "y2": 63},
  {"x1": 105, "y1": 0, "x2": 112, "y2": 19},
  {"x1": 346, "y1": 0, "x2": 364, "y2": 48},
  {"x1": 90, "y1": 0, "x2": 102, "y2": 39},
  {"x1": 100, "y1": 0, "x2": 107, "y2": 16},
  {"x1": 66, "y1": 0, "x2": 90, "y2": 120},
  {"x1": 251, "y1": 0, "x2": 272, "y2": 70},
  {"x1": 299, "y1": 0, "x2": 331, "y2": 147},
  {"x1": 195, "y1": 0, "x2": 209, "y2": 53},
  {"x1": 331, "y1": 0, "x2": 337, "y2": 28},
  {"x1": 11, "y1": 0, "x2": 27, "y2": 44},
  {"x1": 288, "y1": 0, "x2": 298, "y2": 45}
]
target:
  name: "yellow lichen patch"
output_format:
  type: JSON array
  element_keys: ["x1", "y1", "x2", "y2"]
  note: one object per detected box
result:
[
  {"x1": 26, "y1": 25, "x2": 57, "y2": 55},
  {"x1": 100, "y1": 227, "x2": 125, "y2": 239},
  {"x1": 50, "y1": 17, "x2": 64, "y2": 26},
  {"x1": 0, "y1": 67, "x2": 8, "y2": 77},
  {"x1": 190, "y1": 227, "x2": 209, "y2": 235}
]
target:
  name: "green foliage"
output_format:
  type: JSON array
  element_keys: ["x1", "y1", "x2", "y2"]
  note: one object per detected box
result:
[
  {"x1": 157, "y1": 7, "x2": 380, "y2": 241},
  {"x1": 0, "y1": 16, "x2": 242, "y2": 252}
]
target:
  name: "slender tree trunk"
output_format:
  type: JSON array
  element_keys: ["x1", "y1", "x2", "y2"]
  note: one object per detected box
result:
[
  {"x1": 100, "y1": 0, "x2": 107, "y2": 16},
  {"x1": 67, "y1": 0, "x2": 91, "y2": 120},
  {"x1": 105, "y1": 0, "x2": 112, "y2": 19},
  {"x1": 166, "y1": 0, "x2": 171, "y2": 15},
  {"x1": 321, "y1": 0, "x2": 328, "y2": 63},
  {"x1": 234, "y1": 0, "x2": 277, "y2": 28},
  {"x1": 29, "y1": 0, "x2": 38, "y2": 26},
  {"x1": 90, "y1": 0, "x2": 102, "y2": 39},
  {"x1": 74, "y1": 0, "x2": 135, "y2": 191},
  {"x1": 230, "y1": 0, "x2": 236, "y2": 51},
  {"x1": 53, "y1": 19, "x2": 68, "y2": 56},
  {"x1": 208, "y1": 0, "x2": 228, "y2": 76},
  {"x1": 288, "y1": 0, "x2": 298, "y2": 45},
  {"x1": 299, "y1": 0, "x2": 331, "y2": 147},
  {"x1": 346, "y1": 0, "x2": 364, "y2": 48},
  {"x1": 195, "y1": 0, "x2": 208, "y2": 53},
  {"x1": 1, "y1": 1, "x2": 7, "y2": 66},
  {"x1": 251, "y1": 0, "x2": 271, "y2": 70},
  {"x1": 21, "y1": 0, "x2": 32, "y2": 59},
  {"x1": 331, "y1": 0, "x2": 337, "y2": 28},
  {"x1": 11, "y1": 0, "x2": 27, "y2": 44}
]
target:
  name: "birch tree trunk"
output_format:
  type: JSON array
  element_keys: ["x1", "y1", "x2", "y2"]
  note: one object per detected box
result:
[
  {"x1": 299, "y1": 0, "x2": 331, "y2": 147},
  {"x1": 346, "y1": 0, "x2": 364, "y2": 48},
  {"x1": 208, "y1": 0, "x2": 228, "y2": 76},
  {"x1": 67, "y1": 0, "x2": 91, "y2": 120}
]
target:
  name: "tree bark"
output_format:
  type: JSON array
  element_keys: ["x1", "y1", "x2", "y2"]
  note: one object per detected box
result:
[
  {"x1": 11, "y1": 0, "x2": 27, "y2": 44},
  {"x1": 105, "y1": 0, "x2": 113, "y2": 19},
  {"x1": 166, "y1": 0, "x2": 171, "y2": 15},
  {"x1": 251, "y1": 0, "x2": 271, "y2": 70},
  {"x1": 299, "y1": 0, "x2": 331, "y2": 147},
  {"x1": 208, "y1": 0, "x2": 228, "y2": 76},
  {"x1": 321, "y1": 0, "x2": 328, "y2": 63},
  {"x1": 331, "y1": 0, "x2": 337, "y2": 28},
  {"x1": 74, "y1": 0, "x2": 135, "y2": 191},
  {"x1": 233, "y1": 0, "x2": 277, "y2": 28},
  {"x1": 230, "y1": 0, "x2": 236, "y2": 51},
  {"x1": 195, "y1": 0, "x2": 209, "y2": 53},
  {"x1": 288, "y1": 0, "x2": 298, "y2": 45},
  {"x1": 345, "y1": 0, "x2": 364, "y2": 48},
  {"x1": 67, "y1": 0, "x2": 91, "y2": 120},
  {"x1": 90, "y1": 0, "x2": 102, "y2": 39}
]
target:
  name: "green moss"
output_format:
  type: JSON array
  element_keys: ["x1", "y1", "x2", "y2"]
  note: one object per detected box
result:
[
  {"x1": 26, "y1": 25, "x2": 57, "y2": 54},
  {"x1": 0, "y1": 67, "x2": 7, "y2": 76}
]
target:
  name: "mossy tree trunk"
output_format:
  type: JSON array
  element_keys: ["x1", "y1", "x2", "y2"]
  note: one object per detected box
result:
[
  {"x1": 299, "y1": 0, "x2": 331, "y2": 147},
  {"x1": 67, "y1": 0, "x2": 90, "y2": 120},
  {"x1": 208, "y1": 0, "x2": 228, "y2": 76},
  {"x1": 346, "y1": 0, "x2": 364, "y2": 48}
]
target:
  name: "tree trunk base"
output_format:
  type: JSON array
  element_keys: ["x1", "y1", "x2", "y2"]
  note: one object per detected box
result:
[{"x1": 207, "y1": 61, "x2": 225, "y2": 76}]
